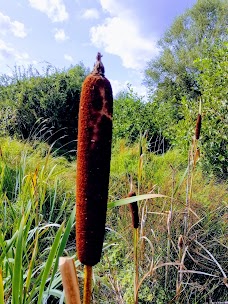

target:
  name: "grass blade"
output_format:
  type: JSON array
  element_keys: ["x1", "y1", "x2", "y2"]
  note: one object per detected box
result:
[
  {"x1": 0, "y1": 268, "x2": 4, "y2": 304},
  {"x1": 37, "y1": 222, "x2": 64, "y2": 304},
  {"x1": 108, "y1": 194, "x2": 167, "y2": 208},
  {"x1": 12, "y1": 215, "x2": 25, "y2": 304},
  {"x1": 49, "y1": 206, "x2": 76, "y2": 288}
]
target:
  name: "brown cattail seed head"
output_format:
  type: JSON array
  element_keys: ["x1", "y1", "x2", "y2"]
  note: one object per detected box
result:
[
  {"x1": 128, "y1": 191, "x2": 139, "y2": 229},
  {"x1": 167, "y1": 210, "x2": 172, "y2": 235},
  {"x1": 195, "y1": 114, "x2": 202, "y2": 140},
  {"x1": 76, "y1": 73, "x2": 113, "y2": 266},
  {"x1": 178, "y1": 235, "x2": 184, "y2": 250}
]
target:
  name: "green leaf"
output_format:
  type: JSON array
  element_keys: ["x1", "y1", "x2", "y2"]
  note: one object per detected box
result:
[
  {"x1": 12, "y1": 215, "x2": 25, "y2": 304},
  {"x1": 37, "y1": 222, "x2": 64, "y2": 304},
  {"x1": 108, "y1": 193, "x2": 167, "y2": 208},
  {"x1": 0, "y1": 268, "x2": 4, "y2": 304},
  {"x1": 49, "y1": 206, "x2": 76, "y2": 288}
]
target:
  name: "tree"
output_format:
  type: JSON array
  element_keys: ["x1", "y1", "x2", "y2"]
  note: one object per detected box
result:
[
  {"x1": 145, "y1": 0, "x2": 228, "y2": 98},
  {"x1": 194, "y1": 41, "x2": 228, "y2": 178},
  {"x1": 113, "y1": 86, "x2": 169, "y2": 153},
  {"x1": 143, "y1": 0, "x2": 228, "y2": 178},
  {"x1": 114, "y1": 87, "x2": 146, "y2": 142},
  {"x1": 144, "y1": 0, "x2": 228, "y2": 133}
]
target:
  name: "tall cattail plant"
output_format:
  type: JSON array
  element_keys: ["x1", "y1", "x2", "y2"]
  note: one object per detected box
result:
[
  {"x1": 180, "y1": 99, "x2": 202, "y2": 299},
  {"x1": 128, "y1": 191, "x2": 139, "y2": 304},
  {"x1": 76, "y1": 53, "x2": 113, "y2": 304},
  {"x1": 184, "y1": 99, "x2": 202, "y2": 234}
]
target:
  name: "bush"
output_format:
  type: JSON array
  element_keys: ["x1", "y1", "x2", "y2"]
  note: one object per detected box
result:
[{"x1": 0, "y1": 63, "x2": 88, "y2": 155}]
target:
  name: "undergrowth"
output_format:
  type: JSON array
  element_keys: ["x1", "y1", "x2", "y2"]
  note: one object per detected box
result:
[{"x1": 0, "y1": 137, "x2": 227, "y2": 303}]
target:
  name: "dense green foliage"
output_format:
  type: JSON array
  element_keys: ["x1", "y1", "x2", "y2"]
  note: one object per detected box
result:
[
  {"x1": 144, "y1": 0, "x2": 228, "y2": 178},
  {"x1": 195, "y1": 42, "x2": 228, "y2": 178},
  {"x1": 113, "y1": 86, "x2": 167, "y2": 151},
  {"x1": 0, "y1": 64, "x2": 88, "y2": 154},
  {"x1": 145, "y1": 0, "x2": 228, "y2": 97}
]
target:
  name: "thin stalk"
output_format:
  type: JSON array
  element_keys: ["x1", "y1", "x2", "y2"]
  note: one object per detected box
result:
[
  {"x1": 83, "y1": 265, "x2": 93, "y2": 304},
  {"x1": 0, "y1": 268, "x2": 4, "y2": 304},
  {"x1": 184, "y1": 146, "x2": 192, "y2": 235},
  {"x1": 176, "y1": 235, "x2": 184, "y2": 299},
  {"x1": 165, "y1": 166, "x2": 175, "y2": 289},
  {"x1": 138, "y1": 154, "x2": 143, "y2": 195},
  {"x1": 133, "y1": 227, "x2": 139, "y2": 304},
  {"x1": 165, "y1": 210, "x2": 172, "y2": 290}
]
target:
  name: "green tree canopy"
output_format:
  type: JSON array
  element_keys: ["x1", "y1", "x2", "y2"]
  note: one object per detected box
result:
[
  {"x1": 144, "y1": 0, "x2": 228, "y2": 178},
  {"x1": 145, "y1": 0, "x2": 228, "y2": 99},
  {"x1": 194, "y1": 42, "x2": 228, "y2": 178}
]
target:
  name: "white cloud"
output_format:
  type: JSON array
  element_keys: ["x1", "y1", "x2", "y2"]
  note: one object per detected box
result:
[
  {"x1": 110, "y1": 78, "x2": 147, "y2": 97},
  {"x1": 54, "y1": 28, "x2": 69, "y2": 42},
  {"x1": 64, "y1": 54, "x2": 73, "y2": 62},
  {"x1": 90, "y1": 0, "x2": 158, "y2": 70},
  {"x1": 29, "y1": 0, "x2": 68, "y2": 22},
  {"x1": 0, "y1": 11, "x2": 27, "y2": 38},
  {"x1": 0, "y1": 39, "x2": 29, "y2": 64},
  {"x1": 99, "y1": 0, "x2": 122, "y2": 16},
  {"x1": 82, "y1": 8, "x2": 99, "y2": 20},
  {"x1": 109, "y1": 79, "x2": 127, "y2": 96}
]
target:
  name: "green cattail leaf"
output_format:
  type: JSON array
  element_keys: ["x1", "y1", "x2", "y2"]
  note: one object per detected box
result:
[
  {"x1": 43, "y1": 289, "x2": 64, "y2": 299},
  {"x1": 108, "y1": 194, "x2": 167, "y2": 208},
  {"x1": 173, "y1": 165, "x2": 189, "y2": 196},
  {"x1": 37, "y1": 222, "x2": 64, "y2": 304},
  {"x1": 12, "y1": 215, "x2": 25, "y2": 304},
  {"x1": 24, "y1": 233, "x2": 39, "y2": 302},
  {"x1": 0, "y1": 230, "x2": 18, "y2": 265},
  {"x1": 0, "y1": 268, "x2": 4, "y2": 304},
  {"x1": 49, "y1": 207, "x2": 76, "y2": 288}
]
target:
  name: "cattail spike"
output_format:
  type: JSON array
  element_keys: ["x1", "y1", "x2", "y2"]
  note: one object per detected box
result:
[
  {"x1": 195, "y1": 114, "x2": 202, "y2": 140},
  {"x1": 128, "y1": 191, "x2": 139, "y2": 229},
  {"x1": 76, "y1": 58, "x2": 113, "y2": 266}
]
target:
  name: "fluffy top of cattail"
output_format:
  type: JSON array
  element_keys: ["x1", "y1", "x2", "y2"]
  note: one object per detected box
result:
[{"x1": 128, "y1": 191, "x2": 139, "y2": 229}]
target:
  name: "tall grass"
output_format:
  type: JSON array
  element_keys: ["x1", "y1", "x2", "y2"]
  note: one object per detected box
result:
[
  {"x1": 96, "y1": 139, "x2": 228, "y2": 303},
  {"x1": 1, "y1": 136, "x2": 227, "y2": 303},
  {"x1": 0, "y1": 137, "x2": 76, "y2": 303}
]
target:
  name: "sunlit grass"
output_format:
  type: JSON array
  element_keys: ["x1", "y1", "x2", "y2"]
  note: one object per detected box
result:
[
  {"x1": 0, "y1": 136, "x2": 227, "y2": 303},
  {"x1": 0, "y1": 137, "x2": 76, "y2": 303}
]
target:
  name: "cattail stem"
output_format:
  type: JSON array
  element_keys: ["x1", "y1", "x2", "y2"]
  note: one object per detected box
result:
[
  {"x1": 128, "y1": 191, "x2": 139, "y2": 303},
  {"x1": 176, "y1": 235, "x2": 185, "y2": 299},
  {"x1": 133, "y1": 228, "x2": 139, "y2": 304},
  {"x1": 83, "y1": 265, "x2": 93, "y2": 304},
  {"x1": 0, "y1": 268, "x2": 4, "y2": 304}
]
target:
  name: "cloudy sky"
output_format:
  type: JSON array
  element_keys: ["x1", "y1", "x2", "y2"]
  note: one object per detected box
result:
[{"x1": 0, "y1": 0, "x2": 196, "y2": 96}]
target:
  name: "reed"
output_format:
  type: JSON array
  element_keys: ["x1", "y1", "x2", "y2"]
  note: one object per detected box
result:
[{"x1": 128, "y1": 191, "x2": 139, "y2": 303}]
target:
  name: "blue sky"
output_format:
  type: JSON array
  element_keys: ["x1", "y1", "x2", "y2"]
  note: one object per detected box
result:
[{"x1": 0, "y1": 0, "x2": 196, "y2": 96}]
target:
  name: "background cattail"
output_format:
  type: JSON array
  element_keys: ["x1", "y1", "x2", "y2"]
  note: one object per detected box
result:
[
  {"x1": 128, "y1": 191, "x2": 139, "y2": 229},
  {"x1": 195, "y1": 114, "x2": 202, "y2": 140},
  {"x1": 76, "y1": 60, "x2": 113, "y2": 266}
]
